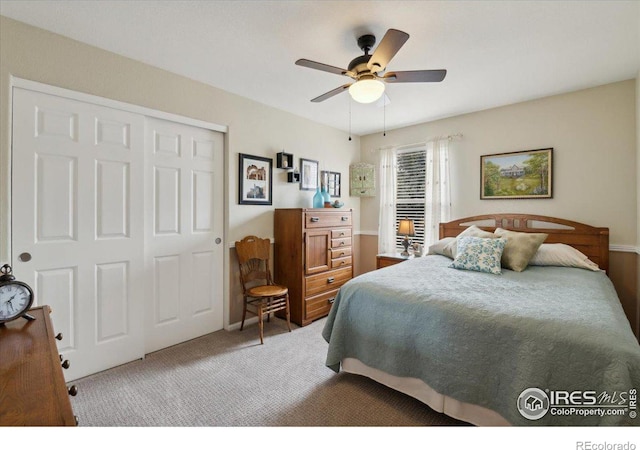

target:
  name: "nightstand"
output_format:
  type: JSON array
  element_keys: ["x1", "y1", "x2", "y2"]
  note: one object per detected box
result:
[{"x1": 376, "y1": 252, "x2": 415, "y2": 269}]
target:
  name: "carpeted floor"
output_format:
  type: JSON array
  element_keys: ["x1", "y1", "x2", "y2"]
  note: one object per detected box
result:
[{"x1": 70, "y1": 317, "x2": 468, "y2": 427}]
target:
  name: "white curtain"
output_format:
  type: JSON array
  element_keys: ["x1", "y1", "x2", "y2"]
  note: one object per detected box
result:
[
  {"x1": 377, "y1": 147, "x2": 397, "y2": 254},
  {"x1": 424, "y1": 137, "x2": 451, "y2": 246}
]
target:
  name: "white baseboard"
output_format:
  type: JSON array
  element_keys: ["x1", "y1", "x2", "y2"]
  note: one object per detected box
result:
[{"x1": 226, "y1": 316, "x2": 259, "y2": 331}]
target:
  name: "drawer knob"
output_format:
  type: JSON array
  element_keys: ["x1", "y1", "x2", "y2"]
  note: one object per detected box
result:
[
  {"x1": 341, "y1": 217, "x2": 348, "y2": 221},
  {"x1": 310, "y1": 217, "x2": 320, "y2": 222},
  {"x1": 68, "y1": 385, "x2": 78, "y2": 396},
  {"x1": 339, "y1": 232, "x2": 345, "y2": 236},
  {"x1": 55, "y1": 332, "x2": 63, "y2": 340},
  {"x1": 75, "y1": 416, "x2": 79, "y2": 426},
  {"x1": 340, "y1": 252, "x2": 345, "y2": 256},
  {"x1": 340, "y1": 261, "x2": 345, "y2": 265},
  {"x1": 327, "y1": 277, "x2": 335, "y2": 284},
  {"x1": 62, "y1": 360, "x2": 71, "y2": 369},
  {"x1": 328, "y1": 297, "x2": 336, "y2": 304}
]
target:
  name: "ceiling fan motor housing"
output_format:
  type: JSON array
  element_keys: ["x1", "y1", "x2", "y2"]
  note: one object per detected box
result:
[
  {"x1": 349, "y1": 34, "x2": 378, "y2": 76},
  {"x1": 348, "y1": 54, "x2": 373, "y2": 75}
]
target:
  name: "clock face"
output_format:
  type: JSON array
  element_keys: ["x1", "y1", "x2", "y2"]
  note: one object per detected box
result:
[{"x1": 0, "y1": 283, "x2": 33, "y2": 322}]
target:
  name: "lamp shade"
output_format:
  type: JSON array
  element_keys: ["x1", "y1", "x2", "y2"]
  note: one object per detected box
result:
[
  {"x1": 397, "y1": 218, "x2": 415, "y2": 236},
  {"x1": 348, "y1": 79, "x2": 385, "y2": 104}
]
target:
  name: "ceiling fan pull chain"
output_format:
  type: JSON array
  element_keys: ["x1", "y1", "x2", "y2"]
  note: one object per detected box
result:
[
  {"x1": 383, "y1": 100, "x2": 386, "y2": 137},
  {"x1": 348, "y1": 97, "x2": 352, "y2": 141}
]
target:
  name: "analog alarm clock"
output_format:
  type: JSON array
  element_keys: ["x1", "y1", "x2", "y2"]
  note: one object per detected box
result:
[{"x1": 0, "y1": 264, "x2": 35, "y2": 324}]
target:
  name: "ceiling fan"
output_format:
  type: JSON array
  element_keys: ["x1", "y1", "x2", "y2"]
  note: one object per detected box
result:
[{"x1": 295, "y1": 28, "x2": 446, "y2": 104}]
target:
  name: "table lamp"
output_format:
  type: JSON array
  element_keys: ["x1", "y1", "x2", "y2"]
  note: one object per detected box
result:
[{"x1": 397, "y1": 218, "x2": 415, "y2": 256}]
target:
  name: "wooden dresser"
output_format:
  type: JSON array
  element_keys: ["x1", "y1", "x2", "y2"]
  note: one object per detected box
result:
[
  {"x1": 0, "y1": 305, "x2": 77, "y2": 426},
  {"x1": 274, "y1": 208, "x2": 353, "y2": 326}
]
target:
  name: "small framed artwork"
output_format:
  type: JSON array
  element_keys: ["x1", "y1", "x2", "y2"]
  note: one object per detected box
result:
[
  {"x1": 239, "y1": 153, "x2": 273, "y2": 205},
  {"x1": 300, "y1": 158, "x2": 319, "y2": 191},
  {"x1": 481, "y1": 148, "x2": 553, "y2": 199},
  {"x1": 321, "y1": 171, "x2": 341, "y2": 197}
]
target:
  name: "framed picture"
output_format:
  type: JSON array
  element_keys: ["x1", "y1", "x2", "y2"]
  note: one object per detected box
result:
[
  {"x1": 321, "y1": 170, "x2": 341, "y2": 197},
  {"x1": 481, "y1": 148, "x2": 553, "y2": 199},
  {"x1": 300, "y1": 158, "x2": 319, "y2": 191},
  {"x1": 238, "y1": 153, "x2": 272, "y2": 205}
]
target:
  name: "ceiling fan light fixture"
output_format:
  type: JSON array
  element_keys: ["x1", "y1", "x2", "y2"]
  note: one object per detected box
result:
[{"x1": 349, "y1": 79, "x2": 385, "y2": 104}]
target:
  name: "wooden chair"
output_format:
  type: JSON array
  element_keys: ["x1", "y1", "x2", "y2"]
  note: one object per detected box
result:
[{"x1": 235, "y1": 235, "x2": 291, "y2": 344}]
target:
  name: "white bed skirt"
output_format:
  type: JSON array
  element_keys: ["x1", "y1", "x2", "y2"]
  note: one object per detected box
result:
[{"x1": 341, "y1": 358, "x2": 510, "y2": 426}]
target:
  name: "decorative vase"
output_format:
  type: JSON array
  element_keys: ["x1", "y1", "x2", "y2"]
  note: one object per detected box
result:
[
  {"x1": 312, "y1": 187, "x2": 324, "y2": 208},
  {"x1": 321, "y1": 187, "x2": 331, "y2": 207}
]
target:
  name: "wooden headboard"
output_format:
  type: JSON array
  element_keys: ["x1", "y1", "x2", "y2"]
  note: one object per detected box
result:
[{"x1": 439, "y1": 214, "x2": 609, "y2": 273}]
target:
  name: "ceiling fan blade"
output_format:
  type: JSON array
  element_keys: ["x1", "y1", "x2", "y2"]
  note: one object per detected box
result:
[
  {"x1": 295, "y1": 59, "x2": 353, "y2": 77},
  {"x1": 367, "y1": 29, "x2": 410, "y2": 73},
  {"x1": 383, "y1": 69, "x2": 447, "y2": 83},
  {"x1": 310, "y1": 84, "x2": 352, "y2": 102}
]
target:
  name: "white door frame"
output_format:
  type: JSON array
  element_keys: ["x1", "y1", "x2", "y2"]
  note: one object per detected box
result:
[{"x1": 5, "y1": 76, "x2": 230, "y2": 330}]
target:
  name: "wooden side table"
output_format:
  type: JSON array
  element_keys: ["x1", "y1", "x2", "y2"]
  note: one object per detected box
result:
[{"x1": 376, "y1": 252, "x2": 415, "y2": 269}]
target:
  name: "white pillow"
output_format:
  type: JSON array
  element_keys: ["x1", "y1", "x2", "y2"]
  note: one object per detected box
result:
[
  {"x1": 528, "y1": 243, "x2": 601, "y2": 271},
  {"x1": 427, "y1": 237, "x2": 456, "y2": 259}
]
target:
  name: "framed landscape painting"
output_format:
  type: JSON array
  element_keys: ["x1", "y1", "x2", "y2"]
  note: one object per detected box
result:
[
  {"x1": 239, "y1": 153, "x2": 272, "y2": 205},
  {"x1": 481, "y1": 148, "x2": 553, "y2": 199}
]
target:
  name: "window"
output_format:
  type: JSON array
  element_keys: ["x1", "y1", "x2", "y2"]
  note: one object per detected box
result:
[
  {"x1": 395, "y1": 147, "x2": 426, "y2": 249},
  {"x1": 378, "y1": 138, "x2": 450, "y2": 255}
]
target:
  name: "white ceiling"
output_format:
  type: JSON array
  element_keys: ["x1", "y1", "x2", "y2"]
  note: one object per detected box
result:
[{"x1": 1, "y1": 1, "x2": 639, "y2": 136}]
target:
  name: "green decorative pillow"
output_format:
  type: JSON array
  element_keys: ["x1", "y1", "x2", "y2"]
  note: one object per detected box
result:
[
  {"x1": 494, "y1": 227, "x2": 548, "y2": 272},
  {"x1": 449, "y1": 236, "x2": 507, "y2": 275}
]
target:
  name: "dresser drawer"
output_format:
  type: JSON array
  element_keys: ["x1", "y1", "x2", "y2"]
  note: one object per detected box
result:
[
  {"x1": 331, "y1": 228, "x2": 352, "y2": 239},
  {"x1": 331, "y1": 237, "x2": 352, "y2": 248},
  {"x1": 305, "y1": 211, "x2": 352, "y2": 228},
  {"x1": 331, "y1": 247, "x2": 352, "y2": 259},
  {"x1": 305, "y1": 289, "x2": 339, "y2": 320},
  {"x1": 305, "y1": 266, "x2": 352, "y2": 297},
  {"x1": 331, "y1": 255, "x2": 352, "y2": 269}
]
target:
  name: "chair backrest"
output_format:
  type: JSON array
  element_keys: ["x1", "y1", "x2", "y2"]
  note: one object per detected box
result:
[{"x1": 235, "y1": 236, "x2": 273, "y2": 291}]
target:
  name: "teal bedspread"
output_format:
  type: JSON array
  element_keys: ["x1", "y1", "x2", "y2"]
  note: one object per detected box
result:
[{"x1": 322, "y1": 255, "x2": 640, "y2": 426}]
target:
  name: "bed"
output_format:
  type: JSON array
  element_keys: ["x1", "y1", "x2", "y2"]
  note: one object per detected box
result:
[{"x1": 322, "y1": 214, "x2": 640, "y2": 426}]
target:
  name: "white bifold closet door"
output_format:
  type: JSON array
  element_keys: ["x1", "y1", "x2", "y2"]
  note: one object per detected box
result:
[
  {"x1": 144, "y1": 117, "x2": 223, "y2": 354},
  {"x1": 11, "y1": 87, "x2": 224, "y2": 381}
]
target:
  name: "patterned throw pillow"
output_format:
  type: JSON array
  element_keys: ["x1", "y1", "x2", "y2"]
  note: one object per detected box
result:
[{"x1": 449, "y1": 236, "x2": 507, "y2": 275}]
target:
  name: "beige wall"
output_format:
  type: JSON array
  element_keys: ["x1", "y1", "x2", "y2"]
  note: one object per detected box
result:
[
  {"x1": 359, "y1": 80, "x2": 639, "y2": 338},
  {"x1": 0, "y1": 16, "x2": 361, "y2": 327},
  {"x1": 360, "y1": 80, "x2": 636, "y2": 246}
]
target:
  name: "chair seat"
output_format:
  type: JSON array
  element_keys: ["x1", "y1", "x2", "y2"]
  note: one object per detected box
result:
[{"x1": 248, "y1": 284, "x2": 288, "y2": 297}]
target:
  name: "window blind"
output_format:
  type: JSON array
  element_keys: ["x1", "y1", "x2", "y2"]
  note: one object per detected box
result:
[{"x1": 395, "y1": 148, "x2": 426, "y2": 249}]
